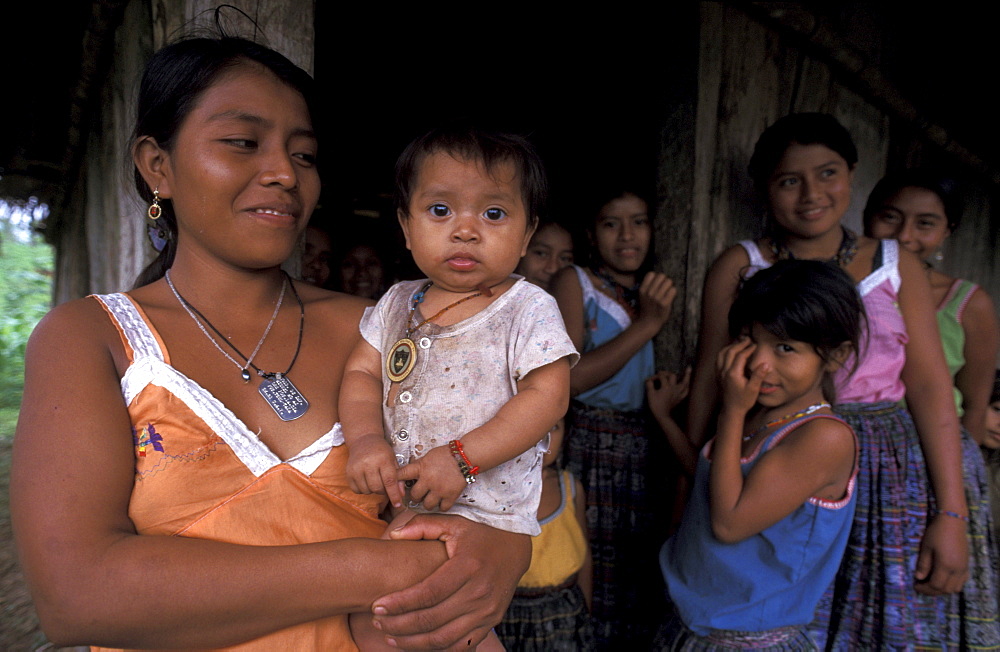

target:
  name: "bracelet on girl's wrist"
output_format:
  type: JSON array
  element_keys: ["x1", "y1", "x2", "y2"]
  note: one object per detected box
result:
[
  {"x1": 449, "y1": 439, "x2": 479, "y2": 484},
  {"x1": 936, "y1": 509, "x2": 970, "y2": 523}
]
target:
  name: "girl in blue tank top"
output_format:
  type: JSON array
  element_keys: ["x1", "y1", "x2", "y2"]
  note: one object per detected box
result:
[{"x1": 654, "y1": 260, "x2": 863, "y2": 650}]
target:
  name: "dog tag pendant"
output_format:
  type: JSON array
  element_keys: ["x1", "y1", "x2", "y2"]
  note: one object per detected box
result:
[{"x1": 258, "y1": 374, "x2": 309, "y2": 421}]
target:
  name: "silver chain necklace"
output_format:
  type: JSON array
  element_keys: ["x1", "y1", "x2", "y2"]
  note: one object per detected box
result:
[{"x1": 165, "y1": 269, "x2": 286, "y2": 383}]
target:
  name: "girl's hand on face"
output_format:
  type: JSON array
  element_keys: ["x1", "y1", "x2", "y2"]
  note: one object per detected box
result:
[
  {"x1": 397, "y1": 445, "x2": 468, "y2": 512},
  {"x1": 637, "y1": 272, "x2": 677, "y2": 328},
  {"x1": 346, "y1": 433, "x2": 406, "y2": 508},
  {"x1": 645, "y1": 367, "x2": 691, "y2": 417},
  {"x1": 717, "y1": 338, "x2": 768, "y2": 416}
]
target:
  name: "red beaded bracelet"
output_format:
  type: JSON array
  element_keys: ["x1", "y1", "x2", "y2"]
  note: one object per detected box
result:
[{"x1": 449, "y1": 439, "x2": 479, "y2": 484}]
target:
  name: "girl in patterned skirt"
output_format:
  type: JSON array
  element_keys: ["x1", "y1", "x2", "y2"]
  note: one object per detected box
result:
[
  {"x1": 496, "y1": 417, "x2": 595, "y2": 651},
  {"x1": 687, "y1": 113, "x2": 1000, "y2": 650}
]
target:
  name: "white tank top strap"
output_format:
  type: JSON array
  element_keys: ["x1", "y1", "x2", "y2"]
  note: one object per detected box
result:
[
  {"x1": 858, "y1": 239, "x2": 901, "y2": 297},
  {"x1": 737, "y1": 240, "x2": 770, "y2": 278},
  {"x1": 93, "y1": 293, "x2": 165, "y2": 364}
]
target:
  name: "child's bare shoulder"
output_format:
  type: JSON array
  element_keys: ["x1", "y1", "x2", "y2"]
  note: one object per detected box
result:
[{"x1": 779, "y1": 416, "x2": 856, "y2": 457}]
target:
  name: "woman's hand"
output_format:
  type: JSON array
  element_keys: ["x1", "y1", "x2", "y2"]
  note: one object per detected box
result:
[
  {"x1": 717, "y1": 338, "x2": 767, "y2": 417},
  {"x1": 636, "y1": 271, "x2": 677, "y2": 330},
  {"x1": 371, "y1": 515, "x2": 530, "y2": 650},
  {"x1": 915, "y1": 513, "x2": 970, "y2": 595},
  {"x1": 397, "y1": 446, "x2": 468, "y2": 512}
]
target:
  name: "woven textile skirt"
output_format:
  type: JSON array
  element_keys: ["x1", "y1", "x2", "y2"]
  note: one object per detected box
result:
[
  {"x1": 655, "y1": 612, "x2": 817, "y2": 651},
  {"x1": 495, "y1": 581, "x2": 595, "y2": 651},
  {"x1": 808, "y1": 401, "x2": 1000, "y2": 650},
  {"x1": 565, "y1": 400, "x2": 672, "y2": 650}
]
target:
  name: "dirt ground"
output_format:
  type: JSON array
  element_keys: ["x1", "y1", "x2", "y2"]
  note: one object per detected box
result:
[{"x1": 0, "y1": 438, "x2": 54, "y2": 650}]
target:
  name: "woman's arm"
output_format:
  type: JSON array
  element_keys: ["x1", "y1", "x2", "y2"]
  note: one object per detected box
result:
[
  {"x1": 687, "y1": 246, "x2": 750, "y2": 446},
  {"x1": 709, "y1": 340, "x2": 856, "y2": 543},
  {"x1": 956, "y1": 288, "x2": 1000, "y2": 444},
  {"x1": 372, "y1": 516, "x2": 531, "y2": 650},
  {"x1": 11, "y1": 299, "x2": 518, "y2": 649},
  {"x1": 551, "y1": 266, "x2": 675, "y2": 396},
  {"x1": 896, "y1": 250, "x2": 970, "y2": 595}
]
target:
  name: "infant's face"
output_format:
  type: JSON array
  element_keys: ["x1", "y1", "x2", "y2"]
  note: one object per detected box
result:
[
  {"x1": 399, "y1": 152, "x2": 533, "y2": 294},
  {"x1": 985, "y1": 401, "x2": 1000, "y2": 450}
]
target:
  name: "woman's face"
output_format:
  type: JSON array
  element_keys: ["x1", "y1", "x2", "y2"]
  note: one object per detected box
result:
[
  {"x1": 867, "y1": 186, "x2": 950, "y2": 262},
  {"x1": 302, "y1": 226, "x2": 333, "y2": 287},
  {"x1": 516, "y1": 223, "x2": 574, "y2": 291},
  {"x1": 986, "y1": 400, "x2": 1000, "y2": 449},
  {"x1": 154, "y1": 65, "x2": 320, "y2": 270},
  {"x1": 592, "y1": 193, "x2": 650, "y2": 281},
  {"x1": 767, "y1": 143, "x2": 853, "y2": 240},
  {"x1": 340, "y1": 245, "x2": 384, "y2": 299}
]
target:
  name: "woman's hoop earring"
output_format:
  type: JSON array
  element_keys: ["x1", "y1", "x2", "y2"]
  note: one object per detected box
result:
[{"x1": 148, "y1": 187, "x2": 162, "y2": 220}]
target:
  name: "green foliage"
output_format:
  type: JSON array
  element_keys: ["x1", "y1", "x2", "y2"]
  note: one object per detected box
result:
[{"x1": 0, "y1": 237, "x2": 53, "y2": 423}]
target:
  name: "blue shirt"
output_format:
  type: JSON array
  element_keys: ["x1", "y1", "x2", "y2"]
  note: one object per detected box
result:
[
  {"x1": 661, "y1": 414, "x2": 857, "y2": 635},
  {"x1": 571, "y1": 265, "x2": 653, "y2": 412}
]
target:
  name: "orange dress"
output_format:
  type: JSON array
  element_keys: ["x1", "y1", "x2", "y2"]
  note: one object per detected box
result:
[{"x1": 92, "y1": 293, "x2": 385, "y2": 651}]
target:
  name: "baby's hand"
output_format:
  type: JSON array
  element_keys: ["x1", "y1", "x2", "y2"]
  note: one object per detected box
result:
[
  {"x1": 397, "y1": 444, "x2": 468, "y2": 512},
  {"x1": 645, "y1": 367, "x2": 691, "y2": 419},
  {"x1": 346, "y1": 433, "x2": 405, "y2": 508},
  {"x1": 717, "y1": 338, "x2": 768, "y2": 416}
]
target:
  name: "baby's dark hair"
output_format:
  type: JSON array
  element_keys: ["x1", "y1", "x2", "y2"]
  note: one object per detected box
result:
[
  {"x1": 748, "y1": 113, "x2": 858, "y2": 192},
  {"x1": 394, "y1": 123, "x2": 547, "y2": 230},
  {"x1": 729, "y1": 260, "x2": 865, "y2": 402},
  {"x1": 992, "y1": 370, "x2": 1000, "y2": 405},
  {"x1": 863, "y1": 169, "x2": 963, "y2": 234}
]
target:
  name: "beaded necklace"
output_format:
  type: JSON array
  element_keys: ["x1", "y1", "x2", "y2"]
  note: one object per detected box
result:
[
  {"x1": 592, "y1": 266, "x2": 639, "y2": 319},
  {"x1": 742, "y1": 402, "x2": 831, "y2": 442},
  {"x1": 385, "y1": 282, "x2": 483, "y2": 383},
  {"x1": 769, "y1": 227, "x2": 858, "y2": 268}
]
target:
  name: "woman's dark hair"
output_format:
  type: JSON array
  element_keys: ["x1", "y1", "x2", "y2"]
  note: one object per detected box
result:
[
  {"x1": 132, "y1": 37, "x2": 316, "y2": 288},
  {"x1": 394, "y1": 122, "x2": 547, "y2": 231},
  {"x1": 862, "y1": 169, "x2": 963, "y2": 234},
  {"x1": 748, "y1": 113, "x2": 858, "y2": 191},
  {"x1": 729, "y1": 259, "x2": 865, "y2": 402}
]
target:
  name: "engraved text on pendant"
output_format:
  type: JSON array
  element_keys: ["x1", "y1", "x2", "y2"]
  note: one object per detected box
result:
[{"x1": 258, "y1": 375, "x2": 309, "y2": 421}]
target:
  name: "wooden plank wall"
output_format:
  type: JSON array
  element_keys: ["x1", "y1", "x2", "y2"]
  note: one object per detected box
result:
[{"x1": 663, "y1": 2, "x2": 998, "y2": 370}]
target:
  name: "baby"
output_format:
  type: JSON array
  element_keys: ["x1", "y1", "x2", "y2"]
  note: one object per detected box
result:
[{"x1": 341, "y1": 125, "x2": 578, "y2": 538}]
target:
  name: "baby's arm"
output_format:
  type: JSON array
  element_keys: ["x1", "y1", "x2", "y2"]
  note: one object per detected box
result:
[
  {"x1": 398, "y1": 357, "x2": 572, "y2": 511},
  {"x1": 709, "y1": 339, "x2": 856, "y2": 543},
  {"x1": 340, "y1": 339, "x2": 405, "y2": 508}
]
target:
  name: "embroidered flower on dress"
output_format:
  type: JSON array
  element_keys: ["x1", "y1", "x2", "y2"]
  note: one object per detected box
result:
[{"x1": 133, "y1": 423, "x2": 164, "y2": 458}]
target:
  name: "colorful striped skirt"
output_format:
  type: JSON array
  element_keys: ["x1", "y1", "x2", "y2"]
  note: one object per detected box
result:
[
  {"x1": 495, "y1": 580, "x2": 595, "y2": 651},
  {"x1": 565, "y1": 400, "x2": 673, "y2": 650},
  {"x1": 655, "y1": 612, "x2": 818, "y2": 651},
  {"x1": 809, "y1": 401, "x2": 1000, "y2": 650}
]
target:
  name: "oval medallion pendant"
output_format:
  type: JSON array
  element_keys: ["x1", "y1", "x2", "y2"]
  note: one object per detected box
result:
[{"x1": 387, "y1": 338, "x2": 417, "y2": 383}]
